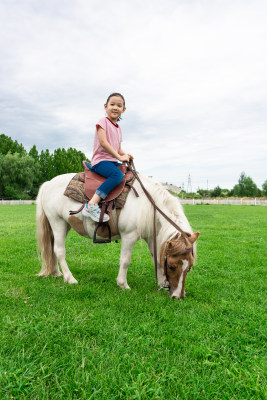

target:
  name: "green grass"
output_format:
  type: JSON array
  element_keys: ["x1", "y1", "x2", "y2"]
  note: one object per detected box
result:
[{"x1": 0, "y1": 204, "x2": 266, "y2": 399}]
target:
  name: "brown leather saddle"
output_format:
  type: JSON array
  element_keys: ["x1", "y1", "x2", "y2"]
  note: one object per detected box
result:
[
  {"x1": 83, "y1": 164, "x2": 132, "y2": 202},
  {"x1": 69, "y1": 163, "x2": 138, "y2": 244}
]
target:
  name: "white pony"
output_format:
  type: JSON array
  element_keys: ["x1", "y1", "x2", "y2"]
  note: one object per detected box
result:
[{"x1": 36, "y1": 173, "x2": 199, "y2": 298}]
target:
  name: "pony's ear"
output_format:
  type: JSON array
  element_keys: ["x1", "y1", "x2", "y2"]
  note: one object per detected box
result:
[
  {"x1": 166, "y1": 240, "x2": 173, "y2": 249},
  {"x1": 190, "y1": 232, "x2": 200, "y2": 243}
]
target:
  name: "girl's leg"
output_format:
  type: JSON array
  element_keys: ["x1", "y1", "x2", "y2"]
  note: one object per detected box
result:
[
  {"x1": 92, "y1": 161, "x2": 124, "y2": 200},
  {"x1": 88, "y1": 193, "x2": 101, "y2": 207},
  {"x1": 82, "y1": 161, "x2": 123, "y2": 221}
]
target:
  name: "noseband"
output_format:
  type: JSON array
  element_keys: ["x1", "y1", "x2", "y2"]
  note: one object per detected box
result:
[{"x1": 127, "y1": 161, "x2": 194, "y2": 290}]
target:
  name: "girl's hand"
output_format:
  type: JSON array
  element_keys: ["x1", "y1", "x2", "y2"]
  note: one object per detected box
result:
[
  {"x1": 128, "y1": 154, "x2": 134, "y2": 160},
  {"x1": 118, "y1": 154, "x2": 130, "y2": 162}
]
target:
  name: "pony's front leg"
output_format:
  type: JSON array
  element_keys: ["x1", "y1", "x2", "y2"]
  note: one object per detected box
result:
[{"x1": 116, "y1": 235, "x2": 137, "y2": 290}]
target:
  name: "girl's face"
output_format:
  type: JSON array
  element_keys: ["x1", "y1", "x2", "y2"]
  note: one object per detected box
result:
[{"x1": 104, "y1": 96, "x2": 126, "y2": 123}]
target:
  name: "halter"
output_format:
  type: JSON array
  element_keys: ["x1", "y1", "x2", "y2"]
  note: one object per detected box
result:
[
  {"x1": 127, "y1": 161, "x2": 194, "y2": 290},
  {"x1": 162, "y1": 237, "x2": 193, "y2": 289}
]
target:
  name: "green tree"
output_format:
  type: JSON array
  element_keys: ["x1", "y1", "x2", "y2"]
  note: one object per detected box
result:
[
  {"x1": 233, "y1": 172, "x2": 258, "y2": 197},
  {"x1": 29, "y1": 145, "x2": 39, "y2": 162},
  {"x1": 38, "y1": 147, "x2": 87, "y2": 183},
  {"x1": 262, "y1": 179, "x2": 267, "y2": 196},
  {"x1": 197, "y1": 188, "x2": 211, "y2": 198},
  {"x1": 0, "y1": 154, "x2": 4, "y2": 192},
  {"x1": 39, "y1": 149, "x2": 54, "y2": 182},
  {"x1": 0, "y1": 134, "x2": 89, "y2": 198},
  {"x1": 211, "y1": 186, "x2": 222, "y2": 197},
  {"x1": 52, "y1": 147, "x2": 87, "y2": 176},
  {"x1": 28, "y1": 146, "x2": 42, "y2": 198},
  {"x1": 0, "y1": 134, "x2": 26, "y2": 155},
  {"x1": 0, "y1": 152, "x2": 39, "y2": 199}
]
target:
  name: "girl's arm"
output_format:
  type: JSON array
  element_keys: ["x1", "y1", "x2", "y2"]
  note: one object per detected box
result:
[
  {"x1": 118, "y1": 147, "x2": 134, "y2": 160},
  {"x1": 98, "y1": 127, "x2": 131, "y2": 162}
]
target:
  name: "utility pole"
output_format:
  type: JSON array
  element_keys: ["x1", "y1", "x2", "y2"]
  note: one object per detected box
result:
[{"x1": 187, "y1": 174, "x2": 192, "y2": 193}]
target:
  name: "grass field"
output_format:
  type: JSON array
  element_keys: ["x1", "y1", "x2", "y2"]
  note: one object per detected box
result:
[{"x1": 0, "y1": 204, "x2": 266, "y2": 399}]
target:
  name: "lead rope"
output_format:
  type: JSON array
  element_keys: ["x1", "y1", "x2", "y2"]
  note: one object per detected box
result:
[{"x1": 127, "y1": 160, "x2": 193, "y2": 290}]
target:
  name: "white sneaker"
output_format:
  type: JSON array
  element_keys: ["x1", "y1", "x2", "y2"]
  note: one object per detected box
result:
[{"x1": 82, "y1": 203, "x2": 110, "y2": 222}]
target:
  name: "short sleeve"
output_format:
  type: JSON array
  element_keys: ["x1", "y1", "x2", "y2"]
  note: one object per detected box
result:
[{"x1": 96, "y1": 117, "x2": 107, "y2": 131}]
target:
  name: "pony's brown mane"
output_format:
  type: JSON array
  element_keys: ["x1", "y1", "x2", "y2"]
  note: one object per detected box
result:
[
  {"x1": 160, "y1": 234, "x2": 192, "y2": 268},
  {"x1": 166, "y1": 235, "x2": 192, "y2": 256}
]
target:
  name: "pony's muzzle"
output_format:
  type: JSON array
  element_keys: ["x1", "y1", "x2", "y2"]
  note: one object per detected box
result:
[{"x1": 171, "y1": 294, "x2": 185, "y2": 299}]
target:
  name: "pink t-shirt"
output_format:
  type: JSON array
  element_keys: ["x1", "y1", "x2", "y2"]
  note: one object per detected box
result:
[{"x1": 91, "y1": 117, "x2": 122, "y2": 166}]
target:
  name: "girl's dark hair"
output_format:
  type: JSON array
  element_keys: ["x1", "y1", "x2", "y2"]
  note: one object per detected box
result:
[
  {"x1": 106, "y1": 92, "x2": 125, "y2": 106},
  {"x1": 105, "y1": 93, "x2": 125, "y2": 122}
]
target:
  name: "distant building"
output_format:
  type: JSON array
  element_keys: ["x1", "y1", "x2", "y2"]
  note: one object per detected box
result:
[{"x1": 162, "y1": 183, "x2": 181, "y2": 194}]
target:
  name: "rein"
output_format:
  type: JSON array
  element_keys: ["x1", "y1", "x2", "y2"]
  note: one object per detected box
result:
[{"x1": 127, "y1": 161, "x2": 193, "y2": 289}]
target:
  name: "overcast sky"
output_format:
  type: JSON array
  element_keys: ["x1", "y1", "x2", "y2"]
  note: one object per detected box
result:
[{"x1": 0, "y1": 0, "x2": 266, "y2": 190}]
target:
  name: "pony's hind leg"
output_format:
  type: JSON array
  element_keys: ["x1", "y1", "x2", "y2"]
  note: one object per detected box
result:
[
  {"x1": 37, "y1": 210, "x2": 62, "y2": 278},
  {"x1": 51, "y1": 219, "x2": 78, "y2": 284},
  {"x1": 116, "y1": 234, "x2": 137, "y2": 290}
]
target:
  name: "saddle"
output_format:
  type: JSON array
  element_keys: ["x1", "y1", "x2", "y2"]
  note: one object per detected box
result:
[
  {"x1": 83, "y1": 163, "x2": 133, "y2": 202},
  {"x1": 65, "y1": 162, "x2": 138, "y2": 243}
]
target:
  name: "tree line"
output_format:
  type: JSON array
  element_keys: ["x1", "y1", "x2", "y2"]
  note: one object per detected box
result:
[
  {"x1": 195, "y1": 171, "x2": 267, "y2": 199},
  {"x1": 0, "y1": 134, "x2": 266, "y2": 199},
  {"x1": 0, "y1": 134, "x2": 88, "y2": 200}
]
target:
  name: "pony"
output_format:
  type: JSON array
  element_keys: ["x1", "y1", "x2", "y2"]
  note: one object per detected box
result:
[{"x1": 36, "y1": 173, "x2": 199, "y2": 298}]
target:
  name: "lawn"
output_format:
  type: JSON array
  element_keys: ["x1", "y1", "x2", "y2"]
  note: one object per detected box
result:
[{"x1": 0, "y1": 204, "x2": 266, "y2": 399}]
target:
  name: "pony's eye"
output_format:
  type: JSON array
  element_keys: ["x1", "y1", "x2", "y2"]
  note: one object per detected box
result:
[{"x1": 168, "y1": 265, "x2": 176, "y2": 272}]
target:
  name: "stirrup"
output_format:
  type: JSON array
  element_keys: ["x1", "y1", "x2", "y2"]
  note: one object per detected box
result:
[{"x1": 93, "y1": 222, "x2": 111, "y2": 244}]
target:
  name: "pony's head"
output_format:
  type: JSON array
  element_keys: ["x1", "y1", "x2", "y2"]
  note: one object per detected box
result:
[{"x1": 160, "y1": 232, "x2": 199, "y2": 299}]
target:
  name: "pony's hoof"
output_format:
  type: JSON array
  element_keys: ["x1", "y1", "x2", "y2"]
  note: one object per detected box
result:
[
  {"x1": 37, "y1": 272, "x2": 49, "y2": 277},
  {"x1": 52, "y1": 271, "x2": 63, "y2": 277},
  {"x1": 64, "y1": 276, "x2": 78, "y2": 284},
  {"x1": 116, "y1": 279, "x2": 131, "y2": 290},
  {"x1": 120, "y1": 286, "x2": 131, "y2": 290}
]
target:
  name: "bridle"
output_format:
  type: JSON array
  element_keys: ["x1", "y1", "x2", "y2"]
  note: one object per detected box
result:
[
  {"x1": 163, "y1": 244, "x2": 193, "y2": 289},
  {"x1": 127, "y1": 161, "x2": 194, "y2": 290}
]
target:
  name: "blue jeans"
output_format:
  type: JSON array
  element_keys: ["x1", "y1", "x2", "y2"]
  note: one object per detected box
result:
[{"x1": 91, "y1": 161, "x2": 124, "y2": 199}]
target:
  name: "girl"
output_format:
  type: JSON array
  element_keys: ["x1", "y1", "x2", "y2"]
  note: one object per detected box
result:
[{"x1": 82, "y1": 93, "x2": 133, "y2": 222}]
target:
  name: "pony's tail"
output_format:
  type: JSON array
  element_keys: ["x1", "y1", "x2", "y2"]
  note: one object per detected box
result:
[{"x1": 36, "y1": 183, "x2": 58, "y2": 276}]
